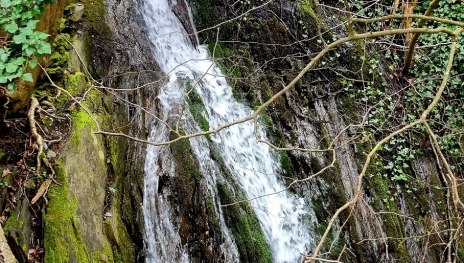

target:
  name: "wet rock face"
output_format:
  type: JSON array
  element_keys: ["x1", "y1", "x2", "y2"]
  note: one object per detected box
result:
[
  {"x1": 83, "y1": 0, "x2": 163, "y2": 260},
  {"x1": 167, "y1": 137, "x2": 226, "y2": 262},
  {"x1": 170, "y1": 0, "x2": 199, "y2": 47},
  {"x1": 186, "y1": 0, "x2": 456, "y2": 262}
]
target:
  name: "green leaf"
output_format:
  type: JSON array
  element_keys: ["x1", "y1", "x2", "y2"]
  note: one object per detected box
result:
[
  {"x1": 12, "y1": 57, "x2": 25, "y2": 65},
  {"x1": 5, "y1": 63, "x2": 18, "y2": 73},
  {"x1": 4, "y1": 22, "x2": 18, "y2": 33},
  {"x1": 0, "y1": 76, "x2": 7, "y2": 84},
  {"x1": 21, "y1": 27, "x2": 35, "y2": 37},
  {"x1": 34, "y1": 31, "x2": 49, "y2": 40},
  {"x1": 26, "y1": 20, "x2": 39, "y2": 30},
  {"x1": 0, "y1": 0, "x2": 12, "y2": 7},
  {"x1": 24, "y1": 47, "x2": 35, "y2": 56},
  {"x1": 0, "y1": 49, "x2": 10, "y2": 62},
  {"x1": 13, "y1": 34, "x2": 27, "y2": 44},
  {"x1": 37, "y1": 43, "x2": 51, "y2": 54},
  {"x1": 7, "y1": 83, "x2": 15, "y2": 91},
  {"x1": 21, "y1": 73, "x2": 33, "y2": 82},
  {"x1": 28, "y1": 59, "x2": 38, "y2": 69}
]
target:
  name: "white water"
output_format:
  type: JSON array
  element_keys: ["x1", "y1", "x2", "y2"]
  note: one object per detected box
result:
[{"x1": 141, "y1": 0, "x2": 316, "y2": 262}]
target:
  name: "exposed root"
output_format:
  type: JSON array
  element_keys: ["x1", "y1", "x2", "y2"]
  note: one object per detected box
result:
[
  {"x1": 39, "y1": 100, "x2": 56, "y2": 111},
  {"x1": 28, "y1": 96, "x2": 57, "y2": 205},
  {"x1": 28, "y1": 97, "x2": 44, "y2": 172},
  {"x1": 52, "y1": 87, "x2": 61, "y2": 99}
]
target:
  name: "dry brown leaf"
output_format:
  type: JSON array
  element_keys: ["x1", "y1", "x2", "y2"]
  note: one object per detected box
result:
[
  {"x1": 31, "y1": 179, "x2": 52, "y2": 205},
  {"x1": 2, "y1": 169, "x2": 12, "y2": 177}
]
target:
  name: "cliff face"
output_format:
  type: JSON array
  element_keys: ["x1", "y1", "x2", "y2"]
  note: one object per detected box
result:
[
  {"x1": 186, "y1": 0, "x2": 459, "y2": 262},
  {"x1": 1, "y1": 0, "x2": 160, "y2": 261},
  {"x1": 1, "y1": 0, "x2": 460, "y2": 262}
]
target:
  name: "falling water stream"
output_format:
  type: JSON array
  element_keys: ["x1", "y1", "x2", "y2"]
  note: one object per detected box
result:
[{"x1": 141, "y1": 0, "x2": 316, "y2": 262}]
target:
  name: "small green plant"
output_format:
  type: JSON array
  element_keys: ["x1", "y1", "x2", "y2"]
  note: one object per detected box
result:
[
  {"x1": 0, "y1": 0, "x2": 54, "y2": 90},
  {"x1": 345, "y1": 0, "x2": 464, "y2": 186},
  {"x1": 381, "y1": 136, "x2": 417, "y2": 182},
  {"x1": 108, "y1": 186, "x2": 117, "y2": 194}
]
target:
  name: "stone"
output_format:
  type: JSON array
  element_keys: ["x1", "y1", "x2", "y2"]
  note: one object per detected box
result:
[
  {"x1": 72, "y1": 3, "x2": 85, "y2": 22},
  {"x1": 47, "y1": 150, "x2": 57, "y2": 159},
  {"x1": 0, "y1": 225, "x2": 18, "y2": 262}
]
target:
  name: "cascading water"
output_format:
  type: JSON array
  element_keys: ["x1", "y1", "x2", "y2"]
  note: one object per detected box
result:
[{"x1": 141, "y1": 0, "x2": 316, "y2": 262}]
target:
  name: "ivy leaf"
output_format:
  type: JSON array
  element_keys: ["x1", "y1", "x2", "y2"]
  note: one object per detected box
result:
[
  {"x1": 37, "y1": 43, "x2": 51, "y2": 54},
  {"x1": 22, "y1": 11, "x2": 33, "y2": 20},
  {"x1": 4, "y1": 22, "x2": 18, "y2": 33},
  {"x1": 19, "y1": 27, "x2": 34, "y2": 36},
  {"x1": 0, "y1": 0, "x2": 12, "y2": 7},
  {"x1": 0, "y1": 49, "x2": 10, "y2": 62},
  {"x1": 21, "y1": 73, "x2": 33, "y2": 82},
  {"x1": 5, "y1": 63, "x2": 18, "y2": 73},
  {"x1": 24, "y1": 47, "x2": 35, "y2": 56},
  {"x1": 12, "y1": 57, "x2": 25, "y2": 65},
  {"x1": 26, "y1": 20, "x2": 39, "y2": 30},
  {"x1": 0, "y1": 76, "x2": 7, "y2": 84},
  {"x1": 34, "y1": 31, "x2": 49, "y2": 40},
  {"x1": 7, "y1": 83, "x2": 15, "y2": 91},
  {"x1": 28, "y1": 59, "x2": 38, "y2": 69},
  {"x1": 13, "y1": 34, "x2": 27, "y2": 44}
]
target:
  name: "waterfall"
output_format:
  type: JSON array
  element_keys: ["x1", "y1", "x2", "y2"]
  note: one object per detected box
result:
[{"x1": 141, "y1": 0, "x2": 316, "y2": 262}]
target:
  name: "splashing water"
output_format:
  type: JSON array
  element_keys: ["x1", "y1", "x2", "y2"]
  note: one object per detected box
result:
[{"x1": 141, "y1": 0, "x2": 316, "y2": 262}]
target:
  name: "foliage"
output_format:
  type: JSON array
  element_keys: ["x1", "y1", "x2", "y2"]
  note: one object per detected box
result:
[
  {"x1": 0, "y1": 0, "x2": 53, "y2": 91},
  {"x1": 344, "y1": 0, "x2": 464, "y2": 185},
  {"x1": 408, "y1": 0, "x2": 464, "y2": 171}
]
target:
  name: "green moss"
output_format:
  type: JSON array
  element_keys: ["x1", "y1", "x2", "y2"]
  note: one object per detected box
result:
[
  {"x1": 192, "y1": 0, "x2": 214, "y2": 38},
  {"x1": 3, "y1": 211, "x2": 28, "y2": 258},
  {"x1": 218, "y1": 183, "x2": 272, "y2": 263},
  {"x1": 207, "y1": 146, "x2": 272, "y2": 262},
  {"x1": 4, "y1": 211, "x2": 27, "y2": 253},
  {"x1": 69, "y1": 109, "x2": 97, "y2": 147},
  {"x1": 364, "y1": 160, "x2": 411, "y2": 261},
  {"x1": 102, "y1": 122, "x2": 137, "y2": 262},
  {"x1": 65, "y1": 71, "x2": 87, "y2": 96},
  {"x1": 279, "y1": 151, "x2": 292, "y2": 176},
  {"x1": 41, "y1": 115, "x2": 54, "y2": 128},
  {"x1": 46, "y1": 33, "x2": 72, "y2": 77},
  {"x1": 4, "y1": 211, "x2": 25, "y2": 232},
  {"x1": 170, "y1": 132, "x2": 203, "y2": 183},
  {"x1": 81, "y1": 0, "x2": 111, "y2": 38},
  {"x1": 208, "y1": 43, "x2": 234, "y2": 58},
  {"x1": 186, "y1": 88, "x2": 211, "y2": 140},
  {"x1": 206, "y1": 196, "x2": 221, "y2": 231},
  {"x1": 44, "y1": 161, "x2": 90, "y2": 263},
  {"x1": 109, "y1": 219, "x2": 135, "y2": 262},
  {"x1": 301, "y1": 0, "x2": 326, "y2": 42},
  {"x1": 339, "y1": 93, "x2": 359, "y2": 123},
  {"x1": 58, "y1": 17, "x2": 67, "y2": 31},
  {"x1": 301, "y1": 0, "x2": 320, "y2": 25},
  {"x1": 108, "y1": 136, "x2": 121, "y2": 172},
  {"x1": 90, "y1": 244, "x2": 114, "y2": 262}
]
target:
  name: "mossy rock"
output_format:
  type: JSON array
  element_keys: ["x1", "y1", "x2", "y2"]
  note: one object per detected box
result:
[
  {"x1": 218, "y1": 183, "x2": 272, "y2": 263},
  {"x1": 186, "y1": 86, "x2": 211, "y2": 135},
  {"x1": 43, "y1": 162, "x2": 91, "y2": 262}
]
